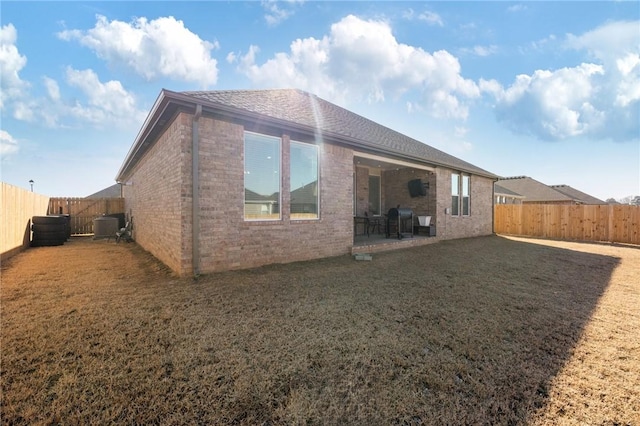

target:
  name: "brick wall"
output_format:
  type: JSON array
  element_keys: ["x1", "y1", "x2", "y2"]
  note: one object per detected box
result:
[
  {"x1": 196, "y1": 115, "x2": 354, "y2": 274},
  {"x1": 383, "y1": 168, "x2": 435, "y2": 219},
  {"x1": 122, "y1": 110, "x2": 495, "y2": 276},
  {"x1": 435, "y1": 168, "x2": 494, "y2": 239},
  {"x1": 121, "y1": 113, "x2": 192, "y2": 274}
]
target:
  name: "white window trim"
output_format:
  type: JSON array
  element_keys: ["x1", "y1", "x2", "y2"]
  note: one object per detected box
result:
[
  {"x1": 243, "y1": 131, "x2": 282, "y2": 222},
  {"x1": 451, "y1": 172, "x2": 471, "y2": 217},
  {"x1": 290, "y1": 140, "x2": 320, "y2": 221},
  {"x1": 462, "y1": 174, "x2": 470, "y2": 216}
]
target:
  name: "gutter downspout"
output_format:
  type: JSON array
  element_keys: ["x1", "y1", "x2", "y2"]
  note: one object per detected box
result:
[
  {"x1": 192, "y1": 104, "x2": 202, "y2": 277},
  {"x1": 492, "y1": 179, "x2": 497, "y2": 235}
]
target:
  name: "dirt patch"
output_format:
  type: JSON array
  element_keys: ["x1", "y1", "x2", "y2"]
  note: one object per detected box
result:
[{"x1": 1, "y1": 236, "x2": 638, "y2": 424}]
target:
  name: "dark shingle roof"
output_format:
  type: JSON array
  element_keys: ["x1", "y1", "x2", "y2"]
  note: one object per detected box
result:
[
  {"x1": 182, "y1": 89, "x2": 497, "y2": 178},
  {"x1": 497, "y1": 176, "x2": 574, "y2": 203},
  {"x1": 494, "y1": 184, "x2": 523, "y2": 197},
  {"x1": 549, "y1": 185, "x2": 606, "y2": 205},
  {"x1": 86, "y1": 184, "x2": 121, "y2": 198},
  {"x1": 291, "y1": 180, "x2": 318, "y2": 205}
]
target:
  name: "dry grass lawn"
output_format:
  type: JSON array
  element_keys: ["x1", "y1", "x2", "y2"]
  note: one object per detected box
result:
[{"x1": 1, "y1": 235, "x2": 638, "y2": 425}]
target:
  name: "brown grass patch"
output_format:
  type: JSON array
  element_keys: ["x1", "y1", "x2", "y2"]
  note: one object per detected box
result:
[{"x1": 1, "y1": 236, "x2": 638, "y2": 425}]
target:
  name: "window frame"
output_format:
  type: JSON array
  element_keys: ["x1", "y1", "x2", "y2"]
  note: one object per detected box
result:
[
  {"x1": 290, "y1": 140, "x2": 320, "y2": 221},
  {"x1": 462, "y1": 175, "x2": 470, "y2": 216},
  {"x1": 243, "y1": 131, "x2": 282, "y2": 221},
  {"x1": 451, "y1": 172, "x2": 471, "y2": 216},
  {"x1": 451, "y1": 173, "x2": 460, "y2": 216}
]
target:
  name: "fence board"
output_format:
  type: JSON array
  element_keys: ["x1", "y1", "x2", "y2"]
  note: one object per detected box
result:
[
  {"x1": 49, "y1": 197, "x2": 124, "y2": 235},
  {"x1": 1, "y1": 182, "x2": 50, "y2": 258},
  {"x1": 495, "y1": 204, "x2": 640, "y2": 245}
]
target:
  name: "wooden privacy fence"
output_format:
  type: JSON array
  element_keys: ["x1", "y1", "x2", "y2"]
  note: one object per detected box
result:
[
  {"x1": 495, "y1": 204, "x2": 640, "y2": 245},
  {"x1": 49, "y1": 198, "x2": 125, "y2": 235},
  {"x1": 1, "y1": 182, "x2": 50, "y2": 259}
]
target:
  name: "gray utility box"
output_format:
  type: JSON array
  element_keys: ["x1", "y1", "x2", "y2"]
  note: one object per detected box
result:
[{"x1": 93, "y1": 216, "x2": 119, "y2": 240}]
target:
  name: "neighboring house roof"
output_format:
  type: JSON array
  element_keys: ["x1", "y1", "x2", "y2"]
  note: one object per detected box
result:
[
  {"x1": 549, "y1": 184, "x2": 606, "y2": 205},
  {"x1": 245, "y1": 188, "x2": 278, "y2": 202},
  {"x1": 116, "y1": 89, "x2": 498, "y2": 181},
  {"x1": 496, "y1": 176, "x2": 575, "y2": 203},
  {"x1": 494, "y1": 184, "x2": 524, "y2": 198},
  {"x1": 86, "y1": 184, "x2": 121, "y2": 198},
  {"x1": 291, "y1": 180, "x2": 318, "y2": 205}
]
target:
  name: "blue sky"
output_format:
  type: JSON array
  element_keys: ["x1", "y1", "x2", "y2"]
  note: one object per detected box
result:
[{"x1": 1, "y1": 1, "x2": 638, "y2": 200}]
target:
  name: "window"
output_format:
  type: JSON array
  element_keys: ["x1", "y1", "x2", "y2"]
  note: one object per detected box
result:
[
  {"x1": 244, "y1": 132, "x2": 280, "y2": 220},
  {"x1": 369, "y1": 175, "x2": 381, "y2": 215},
  {"x1": 353, "y1": 172, "x2": 357, "y2": 216},
  {"x1": 451, "y1": 172, "x2": 470, "y2": 216},
  {"x1": 451, "y1": 173, "x2": 460, "y2": 216},
  {"x1": 290, "y1": 141, "x2": 319, "y2": 220},
  {"x1": 462, "y1": 175, "x2": 470, "y2": 215}
]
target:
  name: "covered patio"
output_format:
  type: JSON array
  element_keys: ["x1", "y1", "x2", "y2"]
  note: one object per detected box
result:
[{"x1": 353, "y1": 152, "x2": 437, "y2": 249}]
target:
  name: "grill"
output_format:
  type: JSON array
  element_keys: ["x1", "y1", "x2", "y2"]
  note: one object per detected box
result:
[{"x1": 386, "y1": 207, "x2": 414, "y2": 239}]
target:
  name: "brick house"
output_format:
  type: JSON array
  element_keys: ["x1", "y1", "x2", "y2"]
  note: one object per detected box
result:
[
  {"x1": 494, "y1": 184, "x2": 525, "y2": 205},
  {"x1": 116, "y1": 89, "x2": 498, "y2": 276},
  {"x1": 549, "y1": 184, "x2": 606, "y2": 205},
  {"x1": 496, "y1": 176, "x2": 606, "y2": 205}
]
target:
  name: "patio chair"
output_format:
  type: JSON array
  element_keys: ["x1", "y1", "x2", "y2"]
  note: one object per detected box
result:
[{"x1": 367, "y1": 214, "x2": 385, "y2": 235}]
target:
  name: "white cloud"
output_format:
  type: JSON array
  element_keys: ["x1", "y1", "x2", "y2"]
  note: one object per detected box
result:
[
  {"x1": 478, "y1": 78, "x2": 502, "y2": 97},
  {"x1": 0, "y1": 129, "x2": 19, "y2": 156},
  {"x1": 0, "y1": 22, "x2": 145, "y2": 130},
  {"x1": 528, "y1": 34, "x2": 557, "y2": 53},
  {"x1": 234, "y1": 14, "x2": 479, "y2": 119},
  {"x1": 492, "y1": 64, "x2": 606, "y2": 139},
  {"x1": 617, "y1": 52, "x2": 640, "y2": 76},
  {"x1": 64, "y1": 67, "x2": 146, "y2": 127},
  {"x1": 565, "y1": 20, "x2": 640, "y2": 118},
  {"x1": 564, "y1": 20, "x2": 638, "y2": 64},
  {"x1": 262, "y1": 0, "x2": 303, "y2": 27},
  {"x1": 403, "y1": 8, "x2": 444, "y2": 27},
  {"x1": 12, "y1": 100, "x2": 36, "y2": 122},
  {"x1": 6, "y1": 69, "x2": 145, "y2": 129},
  {"x1": 474, "y1": 45, "x2": 498, "y2": 56},
  {"x1": 461, "y1": 45, "x2": 498, "y2": 57},
  {"x1": 0, "y1": 23, "x2": 29, "y2": 110},
  {"x1": 487, "y1": 20, "x2": 639, "y2": 142},
  {"x1": 615, "y1": 53, "x2": 640, "y2": 107},
  {"x1": 507, "y1": 4, "x2": 528, "y2": 13},
  {"x1": 43, "y1": 76, "x2": 60, "y2": 101},
  {"x1": 418, "y1": 11, "x2": 444, "y2": 27},
  {"x1": 454, "y1": 126, "x2": 469, "y2": 138},
  {"x1": 58, "y1": 15, "x2": 219, "y2": 88}
]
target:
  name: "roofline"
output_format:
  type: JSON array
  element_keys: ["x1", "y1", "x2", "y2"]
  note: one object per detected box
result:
[
  {"x1": 549, "y1": 184, "x2": 606, "y2": 204},
  {"x1": 116, "y1": 89, "x2": 499, "y2": 181},
  {"x1": 497, "y1": 175, "x2": 576, "y2": 202},
  {"x1": 116, "y1": 89, "x2": 169, "y2": 182}
]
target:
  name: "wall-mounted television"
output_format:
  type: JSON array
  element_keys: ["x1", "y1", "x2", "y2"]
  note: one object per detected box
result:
[{"x1": 408, "y1": 179, "x2": 427, "y2": 197}]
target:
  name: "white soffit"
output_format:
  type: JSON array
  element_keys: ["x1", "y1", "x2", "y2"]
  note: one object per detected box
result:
[{"x1": 354, "y1": 152, "x2": 434, "y2": 172}]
